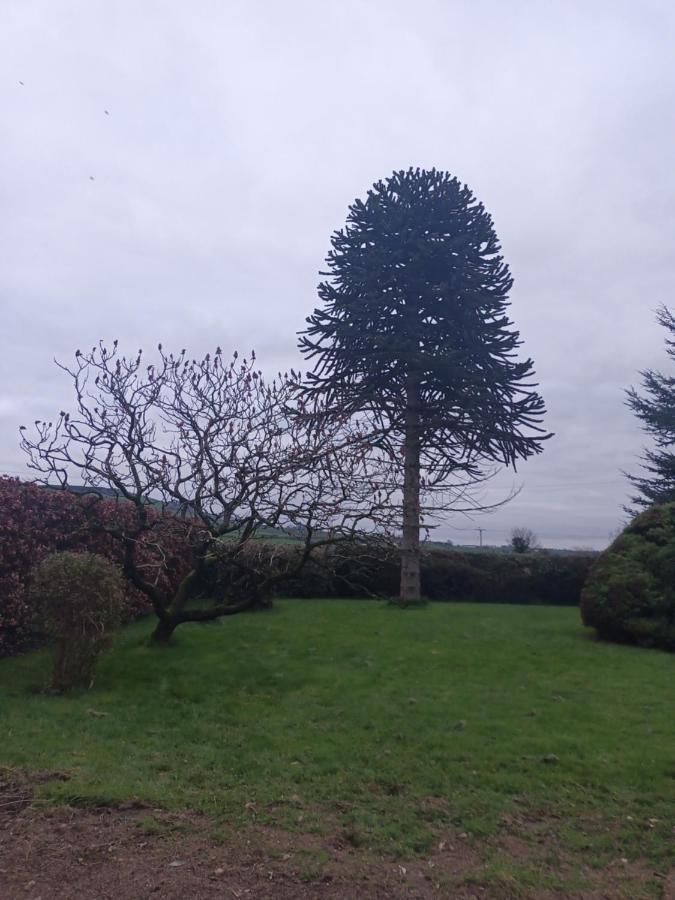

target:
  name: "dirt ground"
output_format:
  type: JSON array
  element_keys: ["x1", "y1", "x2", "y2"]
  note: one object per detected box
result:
[{"x1": 1, "y1": 771, "x2": 671, "y2": 899}]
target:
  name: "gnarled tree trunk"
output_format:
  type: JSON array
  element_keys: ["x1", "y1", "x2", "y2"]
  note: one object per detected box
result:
[{"x1": 151, "y1": 618, "x2": 178, "y2": 643}]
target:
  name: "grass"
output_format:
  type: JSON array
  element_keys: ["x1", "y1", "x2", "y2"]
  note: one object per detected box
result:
[{"x1": 1, "y1": 600, "x2": 673, "y2": 893}]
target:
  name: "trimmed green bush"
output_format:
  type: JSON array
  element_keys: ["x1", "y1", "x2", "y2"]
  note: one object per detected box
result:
[
  {"x1": 581, "y1": 504, "x2": 675, "y2": 651},
  {"x1": 30, "y1": 551, "x2": 126, "y2": 691}
]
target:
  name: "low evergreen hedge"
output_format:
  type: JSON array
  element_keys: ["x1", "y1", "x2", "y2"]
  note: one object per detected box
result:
[{"x1": 278, "y1": 543, "x2": 595, "y2": 606}]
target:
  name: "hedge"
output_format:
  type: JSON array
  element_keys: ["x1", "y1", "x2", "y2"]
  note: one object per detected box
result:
[
  {"x1": 0, "y1": 477, "x2": 191, "y2": 657},
  {"x1": 1, "y1": 475, "x2": 596, "y2": 657},
  {"x1": 277, "y1": 543, "x2": 595, "y2": 606}
]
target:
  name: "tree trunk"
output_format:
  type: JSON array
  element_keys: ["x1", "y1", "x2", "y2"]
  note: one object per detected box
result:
[
  {"x1": 150, "y1": 618, "x2": 178, "y2": 644},
  {"x1": 400, "y1": 370, "x2": 422, "y2": 606},
  {"x1": 148, "y1": 567, "x2": 200, "y2": 643}
]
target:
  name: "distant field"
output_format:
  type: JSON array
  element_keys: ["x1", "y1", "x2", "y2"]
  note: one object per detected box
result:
[{"x1": 1, "y1": 601, "x2": 673, "y2": 897}]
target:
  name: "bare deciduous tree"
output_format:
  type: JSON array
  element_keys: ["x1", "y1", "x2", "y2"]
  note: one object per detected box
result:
[
  {"x1": 510, "y1": 527, "x2": 539, "y2": 554},
  {"x1": 21, "y1": 344, "x2": 398, "y2": 642}
]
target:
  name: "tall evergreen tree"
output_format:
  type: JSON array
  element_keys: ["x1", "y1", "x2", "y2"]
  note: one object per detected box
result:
[
  {"x1": 299, "y1": 168, "x2": 549, "y2": 605},
  {"x1": 625, "y1": 305, "x2": 675, "y2": 512}
]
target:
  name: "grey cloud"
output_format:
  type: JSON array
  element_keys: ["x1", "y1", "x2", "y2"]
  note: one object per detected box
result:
[{"x1": 2, "y1": 0, "x2": 674, "y2": 547}]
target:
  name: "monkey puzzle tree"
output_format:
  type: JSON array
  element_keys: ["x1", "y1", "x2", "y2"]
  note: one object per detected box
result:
[{"x1": 300, "y1": 168, "x2": 549, "y2": 605}]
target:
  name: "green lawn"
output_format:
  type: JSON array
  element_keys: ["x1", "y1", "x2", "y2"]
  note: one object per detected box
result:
[{"x1": 1, "y1": 601, "x2": 673, "y2": 892}]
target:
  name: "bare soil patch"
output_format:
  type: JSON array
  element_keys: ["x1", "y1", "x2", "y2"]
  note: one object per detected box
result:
[{"x1": 0, "y1": 772, "x2": 670, "y2": 899}]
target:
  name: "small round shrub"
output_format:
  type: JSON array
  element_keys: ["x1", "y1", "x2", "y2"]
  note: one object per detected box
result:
[
  {"x1": 580, "y1": 504, "x2": 675, "y2": 652},
  {"x1": 30, "y1": 551, "x2": 126, "y2": 691}
]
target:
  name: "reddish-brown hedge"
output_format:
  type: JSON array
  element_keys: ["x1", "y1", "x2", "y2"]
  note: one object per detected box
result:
[{"x1": 0, "y1": 478, "x2": 192, "y2": 656}]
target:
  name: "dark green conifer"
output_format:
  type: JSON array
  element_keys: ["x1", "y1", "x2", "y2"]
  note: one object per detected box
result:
[
  {"x1": 300, "y1": 168, "x2": 548, "y2": 604},
  {"x1": 625, "y1": 305, "x2": 675, "y2": 512}
]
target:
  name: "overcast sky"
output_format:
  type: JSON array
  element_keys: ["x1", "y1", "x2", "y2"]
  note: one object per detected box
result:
[{"x1": 2, "y1": 0, "x2": 674, "y2": 549}]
